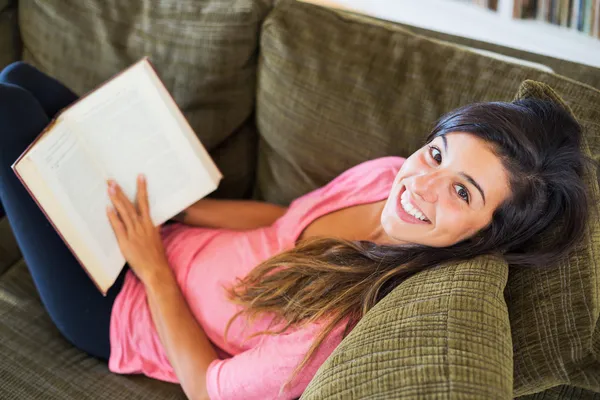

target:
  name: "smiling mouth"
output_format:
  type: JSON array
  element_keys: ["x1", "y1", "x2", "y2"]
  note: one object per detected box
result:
[{"x1": 396, "y1": 186, "x2": 431, "y2": 224}]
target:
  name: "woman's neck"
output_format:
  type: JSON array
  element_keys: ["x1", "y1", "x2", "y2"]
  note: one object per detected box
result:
[{"x1": 364, "y1": 201, "x2": 405, "y2": 246}]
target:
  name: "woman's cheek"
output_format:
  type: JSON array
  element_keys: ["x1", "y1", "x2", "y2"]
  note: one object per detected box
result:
[{"x1": 435, "y1": 201, "x2": 464, "y2": 233}]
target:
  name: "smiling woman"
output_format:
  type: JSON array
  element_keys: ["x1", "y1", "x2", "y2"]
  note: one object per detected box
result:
[{"x1": 224, "y1": 98, "x2": 594, "y2": 395}]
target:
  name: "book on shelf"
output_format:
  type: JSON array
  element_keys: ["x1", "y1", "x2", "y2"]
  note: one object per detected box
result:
[
  {"x1": 456, "y1": 0, "x2": 600, "y2": 38},
  {"x1": 12, "y1": 58, "x2": 223, "y2": 295}
]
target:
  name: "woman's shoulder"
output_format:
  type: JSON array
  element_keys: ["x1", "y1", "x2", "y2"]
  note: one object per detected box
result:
[
  {"x1": 287, "y1": 156, "x2": 404, "y2": 211},
  {"x1": 329, "y1": 156, "x2": 405, "y2": 187},
  {"x1": 351, "y1": 156, "x2": 405, "y2": 172},
  {"x1": 304, "y1": 156, "x2": 404, "y2": 204}
]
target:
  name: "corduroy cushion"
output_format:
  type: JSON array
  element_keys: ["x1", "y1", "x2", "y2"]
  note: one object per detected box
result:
[
  {"x1": 0, "y1": 0, "x2": 19, "y2": 69},
  {"x1": 0, "y1": 259, "x2": 186, "y2": 399},
  {"x1": 18, "y1": 0, "x2": 273, "y2": 199},
  {"x1": 302, "y1": 256, "x2": 514, "y2": 399},
  {"x1": 255, "y1": 0, "x2": 600, "y2": 397},
  {"x1": 507, "y1": 80, "x2": 600, "y2": 396}
]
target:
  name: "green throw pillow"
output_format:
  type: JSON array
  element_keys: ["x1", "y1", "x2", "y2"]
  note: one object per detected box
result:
[
  {"x1": 255, "y1": 1, "x2": 600, "y2": 397},
  {"x1": 507, "y1": 79, "x2": 600, "y2": 396}
]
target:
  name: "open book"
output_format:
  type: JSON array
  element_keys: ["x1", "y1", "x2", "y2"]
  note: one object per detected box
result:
[{"x1": 12, "y1": 58, "x2": 223, "y2": 295}]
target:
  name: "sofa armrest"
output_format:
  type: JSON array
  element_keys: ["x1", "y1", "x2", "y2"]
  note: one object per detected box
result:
[
  {"x1": 302, "y1": 256, "x2": 514, "y2": 399},
  {"x1": 0, "y1": 0, "x2": 21, "y2": 69}
]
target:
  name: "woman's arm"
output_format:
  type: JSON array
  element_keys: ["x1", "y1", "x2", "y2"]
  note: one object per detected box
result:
[
  {"x1": 145, "y1": 266, "x2": 216, "y2": 400},
  {"x1": 173, "y1": 198, "x2": 288, "y2": 230},
  {"x1": 106, "y1": 176, "x2": 217, "y2": 400}
]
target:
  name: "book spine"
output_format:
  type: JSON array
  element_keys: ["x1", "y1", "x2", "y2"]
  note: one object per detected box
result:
[
  {"x1": 524, "y1": 0, "x2": 538, "y2": 18},
  {"x1": 584, "y1": 0, "x2": 593, "y2": 32},
  {"x1": 557, "y1": 0, "x2": 564, "y2": 23},
  {"x1": 593, "y1": 0, "x2": 600, "y2": 36},
  {"x1": 537, "y1": 0, "x2": 546, "y2": 19},
  {"x1": 572, "y1": 0, "x2": 581, "y2": 28},
  {"x1": 567, "y1": 0, "x2": 574, "y2": 26},
  {"x1": 579, "y1": 0, "x2": 586, "y2": 29},
  {"x1": 514, "y1": 0, "x2": 522, "y2": 18},
  {"x1": 561, "y1": 0, "x2": 568, "y2": 25}
]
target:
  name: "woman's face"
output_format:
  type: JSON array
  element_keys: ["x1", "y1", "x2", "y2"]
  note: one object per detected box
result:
[{"x1": 381, "y1": 132, "x2": 511, "y2": 247}]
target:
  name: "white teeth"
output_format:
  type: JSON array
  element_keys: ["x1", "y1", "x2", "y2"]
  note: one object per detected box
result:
[{"x1": 401, "y1": 200, "x2": 428, "y2": 221}]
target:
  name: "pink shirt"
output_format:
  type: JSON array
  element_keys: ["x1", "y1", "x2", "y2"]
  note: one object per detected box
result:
[{"x1": 108, "y1": 156, "x2": 405, "y2": 399}]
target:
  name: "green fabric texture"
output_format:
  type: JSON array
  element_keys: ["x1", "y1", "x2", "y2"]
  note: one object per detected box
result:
[
  {"x1": 508, "y1": 80, "x2": 600, "y2": 396},
  {"x1": 18, "y1": 0, "x2": 272, "y2": 199},
  {"x1": 392, "y1": 24, "x2": 600, "y2": 91},
  {"x1": 0, "y1": 0, "x2": 19, "y2": 69},
  {"x1": 512, "y1": 79, "x2": 576, "y2": 117},
  {"x1": 256, "y1": 1, "x2": 600, "y2": 398},
  {"x1": 301, "y1": 256, "x2": 513, "y2": 400},
  {"x1": 0, "y1": 259, "x2": 187, "y2": 399},
  {"x1": 516, "y1": 385, "x2": 600, "y2": 400}
]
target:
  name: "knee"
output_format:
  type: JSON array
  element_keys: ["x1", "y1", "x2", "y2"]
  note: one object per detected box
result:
[
  {"x1": 0, "y1": 83, "x2": 41, "y2": 116},
  {"x1": 0, "y1": 61, "x2": 40, "y2": 85},
  {"x1": 51, "y1": 309, "x2": 111, "y2": 360},
  {"x1": 0, "y1": 83, "x2": 47, "y2": 138}
]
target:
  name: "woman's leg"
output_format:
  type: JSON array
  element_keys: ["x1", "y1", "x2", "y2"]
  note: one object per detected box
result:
[
  {"x1": 0, "y1": 61, "x2": 78, "y2": 117},
  {"x1": 0, "y1": 62, "x2": 77, "y2": 219},
  {"x1": 0, "y1": 72, "x2": 126, "y2": 361}
]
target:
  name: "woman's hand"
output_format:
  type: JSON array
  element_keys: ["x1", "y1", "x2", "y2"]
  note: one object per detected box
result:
[{"x1": 106, "y1": 174, "x2": 170, "y2": 285}]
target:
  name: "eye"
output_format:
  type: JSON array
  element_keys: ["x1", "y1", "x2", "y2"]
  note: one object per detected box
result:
[
  {"x1": 454, "y1": 184, "x2": 470, "y2": 204},
  {"x1": 428, "y1": 145, "x2": 442, "y2": 164}
]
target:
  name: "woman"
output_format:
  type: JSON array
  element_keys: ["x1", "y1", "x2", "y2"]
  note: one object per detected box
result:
[{"x1": 0, "y1": 62, "x2": 591, "y2": 400}]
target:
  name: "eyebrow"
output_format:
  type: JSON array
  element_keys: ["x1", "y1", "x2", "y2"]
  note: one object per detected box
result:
[
  {"x1": 441, "y1": 135, "x2": 487, "y2": 205},
  {"x1": 460, "y1": 173, "x2": 486, "y2": 205}
]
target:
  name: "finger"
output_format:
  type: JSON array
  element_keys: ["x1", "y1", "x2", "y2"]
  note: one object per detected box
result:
[
  {"x1": 108, "y1": 180, "x2": 136, "y2": 231},
  {"x1": 106, "y1": 205, "x2": 127, "y2": 241},
  {"x1": 136, "y1": 174, "x2": 151, "y2": 221}
]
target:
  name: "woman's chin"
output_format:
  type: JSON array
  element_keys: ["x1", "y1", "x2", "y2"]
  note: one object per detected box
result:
[{"x1": 380, "y1": 213, "x2": 435, "y2": 245}]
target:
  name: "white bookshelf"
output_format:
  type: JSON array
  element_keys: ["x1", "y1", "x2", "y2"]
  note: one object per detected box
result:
[{"x1": 306, "y1": 0, "x2": 600, "y2": 68}]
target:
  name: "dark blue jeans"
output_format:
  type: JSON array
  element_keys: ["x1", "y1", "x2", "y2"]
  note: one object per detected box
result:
[{"x1": 0, "y1": 62, "x2": 127, "y2": 361}]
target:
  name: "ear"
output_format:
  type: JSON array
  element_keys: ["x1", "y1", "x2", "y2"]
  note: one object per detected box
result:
[{"x1": 513, "y1": 80, "x2": 576, "y2": 120}]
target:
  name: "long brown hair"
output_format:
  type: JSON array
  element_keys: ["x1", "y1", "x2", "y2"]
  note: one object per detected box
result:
[{"x1": 223, "y1": 99, "x2": 592, "y2": 395}]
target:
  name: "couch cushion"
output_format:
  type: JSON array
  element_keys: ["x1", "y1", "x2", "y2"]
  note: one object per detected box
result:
[
  {"x1": 516, "y1": 385, "x2": 600, "y2": 400},
  {"x1": 18, "y1": 0, "x2": 273, "y2": 199},
  {"x1": 377, "y1": 21, "x2": 600, "y2": 91},
  {"x1": 256, "y1": 0, "x2": 600, "y2": 397},
  {"x1": 0, "y1": 259, "x2": 186, "y2": 399},
  {"x1": 302, "y1": 256, "x2": 513, "y2": 399},
  {"x1": 0, "y1": 0, "x2": 19, "y2": 70},
  {"x1": 507, "y1": 81, "x2": 600, "y2": 395}
]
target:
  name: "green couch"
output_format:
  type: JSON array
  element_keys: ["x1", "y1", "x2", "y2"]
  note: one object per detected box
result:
[{"x1": 1, "y1": 0, "x2": 599, "y2": 399}]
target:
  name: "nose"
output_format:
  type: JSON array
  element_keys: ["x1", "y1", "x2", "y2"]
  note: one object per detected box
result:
[{"x1": 410, "y1": 170, "x2": 448, "y2": 203}]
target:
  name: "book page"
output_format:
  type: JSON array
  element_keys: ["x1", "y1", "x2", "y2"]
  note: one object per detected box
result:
[
  {"x1": 25, "y1": 123, "x2": 125, "y2": 292},
  {"x1": 64, "y1": 61, "x2": 222, "y2": 226}
]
